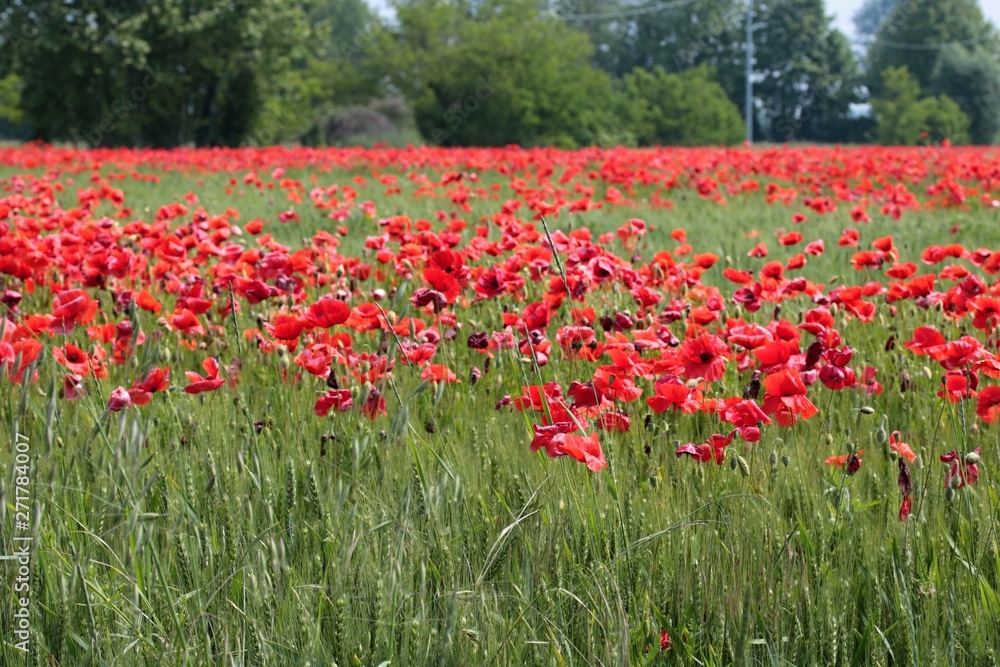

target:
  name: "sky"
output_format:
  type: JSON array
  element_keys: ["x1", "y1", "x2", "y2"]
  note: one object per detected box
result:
[
  {"x1": 369, "y1": 0, "x2": 1000, "y2": 39},
  {"x1": 828, "y1": 0, "x2": 1000, "y2": 40}
]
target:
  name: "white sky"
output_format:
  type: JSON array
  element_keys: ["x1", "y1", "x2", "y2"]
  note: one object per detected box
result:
[{"x1": 829, "y1": 0, "x2": 1000, "y2": 39}]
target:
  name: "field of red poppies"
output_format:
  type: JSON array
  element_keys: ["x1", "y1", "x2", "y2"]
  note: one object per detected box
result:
[{"x1": 2, "y1": 142, "x2": 1000, "y2": 664}]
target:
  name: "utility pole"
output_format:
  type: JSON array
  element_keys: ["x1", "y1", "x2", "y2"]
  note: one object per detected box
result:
[{"x1": 744, "y1": 0, "x2": 753, "y2": 144}]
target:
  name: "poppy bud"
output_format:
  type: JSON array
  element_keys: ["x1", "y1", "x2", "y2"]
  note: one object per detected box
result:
[
  {"x1": 945, "y1": 486, "x2": 955, "y2": 501},
  {"x1": 826, "y1": 433, "x2": 834, "y2": 445},
  {"x1": 846, "y1": 440, "x2": 856, "y2": 453},
  {"x1": 965, "y1": 451, "x2": 981, "y2": 465},
  {"x1": 159, "y1": 347, "x2": 172, "y2": 363},
  {"x1": 860, "y1": 406, "x2": 875, "y2": 415},
  {"x1": 737, "y1": 456, "x2": 750, "y2": 478},
  {"x1": 730, "y1": 454, "x2": 739, "y2": 471},
  {"x1": 875, "y1": 427, "x2": 888, "y2": 444},
  {"x1": 769, "y1": 450, "x2": 778, "y2": 470},
  {"x1": 781, "y1": 455, "x2": 790, "y2": 467}
]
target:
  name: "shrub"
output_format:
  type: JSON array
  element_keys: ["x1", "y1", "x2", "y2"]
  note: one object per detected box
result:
[
  {"x1": 619, "y1": 66, "x2": 745, "y2": 146},
  {"x1": 873, "y1": 66, "x2": 971, "y2": 145}
]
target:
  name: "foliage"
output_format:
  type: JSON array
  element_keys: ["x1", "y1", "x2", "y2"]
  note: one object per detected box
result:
[
  {"x1": 853, "y1": 0, "x2": 902, "y2": 42},
  {"x1": 867, "y1": 0, "x2": 1000, "y2": 95},
  {"x1": 0, "y1": 0, "x2": 317, "y2": 147},
  {"x1": 619, "y1": 65, "x2": 745, "y2": 146},
  {"x1": 752, "y1": 0, "x2": 862, "y2": 143},
  {"x1": 873, "y1": 66, "x2": 970, "y2": 145},
  {"x1": 378, "y1": 0, "x2": 616, "y2": 147},
  {"x1": 0, "y1": 73, "x2": 21, "y2": 124},
  {"x1": 929, "y1": 44, "x2": 1000, "y2": 145}
]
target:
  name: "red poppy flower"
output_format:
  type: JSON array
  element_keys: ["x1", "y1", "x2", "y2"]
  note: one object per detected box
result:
[
  {"x1": 421, "y1": 364, "x2": 459, "y2": 383},
  {"x1": 597, "y1": 410, "x2": 631, "y2": 432},
  {"x1": 941, "y1": 449, "x2": 979, "y2": 489},
  {"x1": 314, "y1": 389, "x2": 353, "y2": 416},
  {"x1": 184, "y1": 358, "x2": 226, "y2": 394},
  {"x1": 592, "y1": 366, "x2": 643, "y2": 402},
  {"x1": 562, "y1": 432, "x2": 607, "y2": 472},
  {"x1": 678, "y1": 334, "x2": 729, "y2": 382},
  {"x1": 52, "y1": 343, "x2": 92, "y2": 375},
  {"x1": 50, "y1": 289, "x2": 99, "y2": 333},
  {"x1": 975, "y1": 385, "x2": 1000, "y2": 422},
  {"x1": 108, "y1": 386, "x2": 132, "y2": 412},
  {"x1": 530, "y1": 422, "x2": 577, "y2": 458},
  {"x1": 307, "y1": 297, "x2": 351, "y2": 328},
  {"x1": 128, "y1": 366, "x2": 170, "y2": 405},
  {"x1": 889, "y1": 431, "x2": 916, "y2": 462},
  {"x1": 646, "y1": 380, "x2": 700, "y2": 414},
  {"x1": 762, "y1": 369, "x2": 818, "y2": 426}
]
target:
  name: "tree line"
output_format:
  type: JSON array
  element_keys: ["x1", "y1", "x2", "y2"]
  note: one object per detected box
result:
[{"x1": 0, "y1": 0, "x2": 997, "y2": 148}]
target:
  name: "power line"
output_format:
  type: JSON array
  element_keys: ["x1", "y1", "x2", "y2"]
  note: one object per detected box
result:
[
  {"x1": 851, "y1": 31, "x2": 996, "y2": 50},
  {"x1": 555, "y1": 0, "x2": 701, "y2": 22}
]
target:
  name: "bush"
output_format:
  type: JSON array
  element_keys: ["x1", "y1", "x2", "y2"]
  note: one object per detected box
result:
[
  {"x1": 378, "y1": 0, "x2": 616, "y2": 148},
  {"x1": 873, "y1": 66, "x2": 971, "y2": 145},
  {"x1": 619, "y1": 66, "x2": 745, "y2": 146}
]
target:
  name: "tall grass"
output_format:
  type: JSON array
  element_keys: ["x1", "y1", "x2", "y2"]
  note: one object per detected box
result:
[{"x1": 1, "y1": 165, "x2": 999, "y2": 665}]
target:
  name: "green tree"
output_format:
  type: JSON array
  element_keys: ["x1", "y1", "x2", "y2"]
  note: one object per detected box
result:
[
  {"x1": 929, "y1": 45, "x2": 1000, "y2": 144},
  {"x1": 753, "y1": 0, "x2": 862, "y2": 142},
  {"x1": 872, "y1": 65, "x2": 970, "y2": 144},
  {"x1": 853, "y1": 0, "x2": 901, "y2": 42},
  {"x1": 867, "y1": 0, "x2": 1000, "y2": 94},
  {"x1": 263, "y1": 0, "x2": 390, "y2": 144},
  {"x1": 619, "y1": 65, "x2": 744, "y2": 146},
  {"x1": 0, "y1": 74, "x2": 22, "y2": 124},
  {"x1": 604, "y1": 0, "x2": 747, "y2": 104},
  {"x1": 0, "y1": 0, "x2": 317, "y2": 147},
  {"x1": 379, "y1": 0, "x2": 616, "y2": 147}
]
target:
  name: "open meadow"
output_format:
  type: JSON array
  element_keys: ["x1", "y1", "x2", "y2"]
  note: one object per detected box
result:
[{"x1": 1, "y1": 143, "x2": 1000, "y2": 665}]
